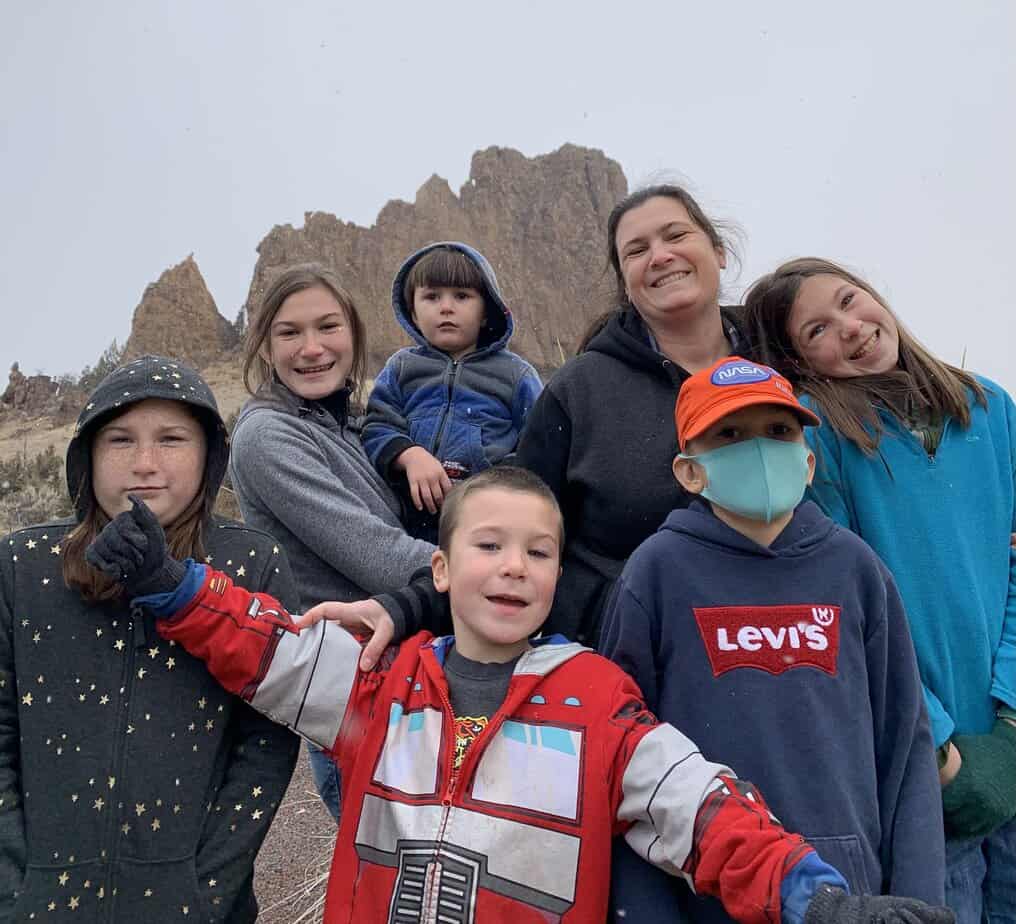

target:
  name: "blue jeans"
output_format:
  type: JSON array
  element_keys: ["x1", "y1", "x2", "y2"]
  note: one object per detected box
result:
[
  {"x1": 945, "y1": 815, "x2": 1016, "y2": 923},
  {"x1": 307, "y1": 741, "x2": 340, "y2": 822}
]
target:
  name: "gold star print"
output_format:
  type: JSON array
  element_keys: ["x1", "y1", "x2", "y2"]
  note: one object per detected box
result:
[
  {"x1": 58, "y1": 871, "x2": 69, "y2": 885},
  {"x1": 251, "y1": 809, "x2": 263, "y2": 820},
  {"x1": 188, "y1": 722, "x2": 196, "y2": 731},
  {"x1": 21, "y1": 619, "x2": 28, "y2": 627},
  {"x1": 166, "y1": 658, "x2": 176, "y2": 670},
  {"x1": 205, "y1": 720, "x2": 214, "y2": 731},
  {"x1": 51, "y1": 544, "x2": 61, "y2": 554},
  {"x1": 148, "y1": 647, "x2": 159, "y2": 658},
  {"x1": 41, "y1": 578, "x2": 50, "y2": 585},
  {"x1": 95, "y1": 628, "x2": 103, "y2": 637},
  {"x1": 204, "y1": 555, "x2": 213, "y2": 563},
  {"x1": 98, "y1": 887, "x2": 105, "y2": 899},
  {"x1": 252, "y1": 786, "x2": 262, "y2": 798},
  {"x1": 32, "y1": 632, "x2": 40, "y2": 643},
  {"x1": 272, "y1": 545, "x2": 279, "y2": 554},
  {"x1": 233, "y1": 803, "x2": 243, "y2": 812},
  {"x1": 135, "y1": 803, "x2": 146, "y2": 817},
  {"x1": 136, "y1": 668, "x2": 146, "y2": 679},
  {"x1": 71, "y1": 794, "x2": 78, "y2": 803},
  {"x1": 182, "y1": 906, "x2": 189, "y2": 915},
  {"x1": 197, "y1": 697, "x2": 206, "y2": 709},
  {"x1": 84, "y1": 880, "x2": 90, "y2": 888},
  {"x1": 21, "y1": 693, "x2": 32, "y2": 706},
  {"x1": 127, "y1": 725, "x2": 135, "y2": 734},
  {"x1": 152, "y1": 374, "x2": 162, "y2": 381},
  {"x1": 144, "y1": 888, "x2": 153, "y2": 897},
  {"x1": 93, "y1": 798, "x2": 104, "y2": 811},
  {"x1": 121, "y1": 822, "x2": 130, "y2": 835},
  {"x1": 151, "y1": 818, "x2": 161, "y2": 831},
  {"x1": 99, "y1": 695, "x2": 109, "y2": 705},
  {"x1": 208, "y1": 878, "x2": 217, "y2": 887},
  {"x1": 26, "y1": 539, "x2": 37, "y2": 549},
  {"x1": 173, "y1": 804, "x2": 181, "y2": 814},
  {"x1": 236, "y1": 565, "x2": 246, "y2": 577},
  {"x1": 108, "y1": 777, "x2": 116, "y2": 789},
  {"x1": 114, "y1": 639, "x2": 125, "y2": 651},
  {"x1": 69, "y1": 896, "x2": 79, "y2": 909},
  {"x1": 36, "y1": 675, "x2": 44, "y2": 683},
  {"x1": 48, "y1": 902, "x2": 56, "y2": 911},
  {"x1": 249, "y1": 549, "x2": 256, "y2": 557},
  {"x1": 78, "y1": 694, "x2": 85, "y2": 702}
]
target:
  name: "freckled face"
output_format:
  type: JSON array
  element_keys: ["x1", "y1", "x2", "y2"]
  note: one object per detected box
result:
[{"x1": 91, "y1": 398, "x2": 207, "y2": 526}]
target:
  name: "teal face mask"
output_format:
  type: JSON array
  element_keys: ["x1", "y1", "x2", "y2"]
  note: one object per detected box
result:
[{"x1": 680, "y1": 438, "x2": 812, "y2": 524}]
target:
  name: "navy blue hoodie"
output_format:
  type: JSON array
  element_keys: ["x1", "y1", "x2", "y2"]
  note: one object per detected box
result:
[{"x1": 600, "y1": 499, "x2": 944, "y2": 922}]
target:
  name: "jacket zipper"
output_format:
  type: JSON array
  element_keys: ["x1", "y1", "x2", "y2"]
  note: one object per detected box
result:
[
  {"x1": 430, "y1": 361, "x2": 460, "y2": 460},
  {"x1": 101, "y1": 607, "x2": 140, "y2": 922}
]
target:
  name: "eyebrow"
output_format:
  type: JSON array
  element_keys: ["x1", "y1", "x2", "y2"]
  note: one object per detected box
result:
[{"x1": 271, "y1": 312, "x2": 343, "y2": 330}]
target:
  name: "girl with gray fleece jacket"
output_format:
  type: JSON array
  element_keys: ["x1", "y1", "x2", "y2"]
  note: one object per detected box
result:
[{"x1": 230, "y1": 264, "x2": 438, "y2": 818}]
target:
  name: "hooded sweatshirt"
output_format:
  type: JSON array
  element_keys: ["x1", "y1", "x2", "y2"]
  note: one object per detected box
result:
[
  {"x1": 361, "y1": 242, "x2": 543, "y2": 480},
  {"x1": 516, "y1": 306, "x2": 746, "y2": 645},
  {"x1": 599, "y1": 499, "x2": 944, "y2": 922},
  {"x1": 0, "y1": 355, "x2": 299, "y2": 923}
]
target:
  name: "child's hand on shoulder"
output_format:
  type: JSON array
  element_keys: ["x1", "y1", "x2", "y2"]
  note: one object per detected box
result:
[{"x1": 395, "y1": 446, "x2": 452, "y2": 514}]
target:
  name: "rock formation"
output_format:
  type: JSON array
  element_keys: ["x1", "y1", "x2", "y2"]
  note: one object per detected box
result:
[
  {"x1": 123, "y1": 255, "x2": 238, "y2": 368},
  {"x1": 244, "y1": 144, "x2": 628, "y2": 371},
  {"x1": 1, "y1": 364, "x2": 84, "y2": 423}
]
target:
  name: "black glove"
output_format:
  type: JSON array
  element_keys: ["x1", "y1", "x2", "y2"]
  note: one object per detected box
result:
[
  {"x1": 805, "y1": 886, "x2": 955, "y2": 924},
  {"x1": 85, "y1": 495, "x2": 186, "y2": 598}
]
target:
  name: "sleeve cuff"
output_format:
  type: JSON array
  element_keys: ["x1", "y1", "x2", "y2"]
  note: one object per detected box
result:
[
  {"x1": 134, "y1": 560, "x2": 207, "y2": 619},
  {"x1": 780, "y1": 852, "x2": 849, "y2": 924},
  {"x1": 377, "y1": 437, "x2": 417, "y2": 478}
]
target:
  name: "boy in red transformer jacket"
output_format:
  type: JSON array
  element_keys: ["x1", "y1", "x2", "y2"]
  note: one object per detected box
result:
[{"x1": 84, "y1": 467, "x2": 953, "y2": 924}]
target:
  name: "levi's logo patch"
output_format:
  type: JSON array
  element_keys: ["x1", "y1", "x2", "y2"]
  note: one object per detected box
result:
[{"x1": 693, "y1": 604, "x2": 840, "y2": 677}]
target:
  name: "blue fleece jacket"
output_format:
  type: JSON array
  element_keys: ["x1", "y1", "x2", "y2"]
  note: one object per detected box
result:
[
  {"x1": 362, "y1": 242, "x2": 542, "y2": 479},
  {"x1": 802, "y1": 378, "x2": 1016, "y2": 747},
  {"x1": 600, "y1": 499, "x2": 944, "y2": 922}
]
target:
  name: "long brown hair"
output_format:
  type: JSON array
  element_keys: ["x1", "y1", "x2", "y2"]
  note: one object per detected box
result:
[
  {"x1": 61, "y1": 405, "x2": 213, "y2": 603},
  {"x1": 242, "y1": 263, "x2": 367, "y2": 404},
  {"x1": 743, "y1": 257, "x2": 986, "y2": 453}
]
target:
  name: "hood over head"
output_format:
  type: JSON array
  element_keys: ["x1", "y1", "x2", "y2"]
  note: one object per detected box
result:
[
  {"x1": 66, "y1": 355, "x2": 228, "y2": 522},
  {"x1": 391, "y1": 241, "x2": 513, "y2": 355}
]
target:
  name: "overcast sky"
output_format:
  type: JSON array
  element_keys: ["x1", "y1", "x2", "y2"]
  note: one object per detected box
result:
[{"x1": 3, "y1": 1, "x2": 1014, "y2": 393}]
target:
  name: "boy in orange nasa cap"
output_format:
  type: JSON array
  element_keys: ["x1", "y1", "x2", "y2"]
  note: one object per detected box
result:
[{"x1": 600, "y1": 357, "x2": 945, "y2": 923}]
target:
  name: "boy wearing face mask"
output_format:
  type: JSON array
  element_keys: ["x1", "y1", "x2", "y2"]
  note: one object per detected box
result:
[{"x1": 600, "y1": 357, "x2": 944, "y2": 923}]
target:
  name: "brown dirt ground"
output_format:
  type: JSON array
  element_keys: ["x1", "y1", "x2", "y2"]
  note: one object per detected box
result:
[{"x1": 254, "y1": 747, "x2": 335, "y2": 923}]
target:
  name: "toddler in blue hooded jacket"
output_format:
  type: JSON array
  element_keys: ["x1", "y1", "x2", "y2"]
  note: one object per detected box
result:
[
  {"x1": 362, "y1": 242, "x2": 542, "y2": 541},
  {"x1": 599, "y1": 356, "x2": 945, "y2": 924}
]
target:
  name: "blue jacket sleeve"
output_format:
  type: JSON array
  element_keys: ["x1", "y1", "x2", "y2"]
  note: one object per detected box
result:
[
  {"x1": 989, "y1": 389, "x2": 1016, "y2": 710},
  {"x1": 598, "y1": 576, "x2": 660, "y2": 714},
  {"x1": 510, "y1": 362, "x2": 543, "y2": 438},
  {"x1": 865, "y1": 565, "x2": 946, "y2": 903},
  {"x1": 361, "y1": 357, "x2": 415, "y2": 472}
]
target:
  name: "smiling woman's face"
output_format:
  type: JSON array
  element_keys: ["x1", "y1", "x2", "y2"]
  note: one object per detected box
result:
[
  {"x1": 787, "y1": 274, "x2": 900, "y2": 378},
  {"x1": 91, "y1": 398, "x2": 207, "y2": 526}
]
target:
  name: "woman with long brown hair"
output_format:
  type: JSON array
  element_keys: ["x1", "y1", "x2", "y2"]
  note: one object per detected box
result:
[{"x1": 230, "y1": 263, "x2": 437, "y2": 818}]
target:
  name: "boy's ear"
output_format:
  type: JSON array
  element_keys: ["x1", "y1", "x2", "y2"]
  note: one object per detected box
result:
[
  {"x1": 805, "y1": 449, "x2": 816, "y2": 486},
  {"x1": 431, "y1": 548, "x2": 450, "y2": 593},
  {"x1": 673, "y1": 455, "x2": 707, "y2": 495}
]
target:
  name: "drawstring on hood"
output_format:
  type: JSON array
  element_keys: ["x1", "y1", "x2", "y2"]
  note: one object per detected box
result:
[
  {"x1": 391, "y1": 241, "x2": 513, "y2": 357},
  {"x1": 65, "y1": 355, "x2": 229, "y2": 522}
]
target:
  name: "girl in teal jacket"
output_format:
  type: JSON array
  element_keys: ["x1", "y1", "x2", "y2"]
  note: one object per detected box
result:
[{"x1": 743, "y1": 257, "x2": 1016, "y2": 924}]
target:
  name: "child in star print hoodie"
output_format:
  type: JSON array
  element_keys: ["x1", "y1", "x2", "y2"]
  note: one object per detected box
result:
[{"x1": 0, "y1": 356, "x2": 299, "y2": 923}]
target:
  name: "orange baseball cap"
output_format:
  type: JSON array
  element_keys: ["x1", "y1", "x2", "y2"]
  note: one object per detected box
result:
[{"x1": 675, "y1": 357, "x2": 820, "y2": 451}]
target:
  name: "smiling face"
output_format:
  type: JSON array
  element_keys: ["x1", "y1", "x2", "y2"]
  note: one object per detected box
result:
[
  {"x1": 788, "y1": 274, "x2": 900, "y2": 378},
  {"x1": 91, "y1": 398, "x2": 207, "y2": 526},
  {"x1": 613, "y1": 196, "x2": 726, "y2": 333},
  {"x1": 265, "y1": 285, "x2": 355, "y2": 400},
  {"x1": 412, "y1": 285, "x2": 486, "y2": 359},
  {"x1": 431, "y1": 486, "x2": 562, "y2": 662}
]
